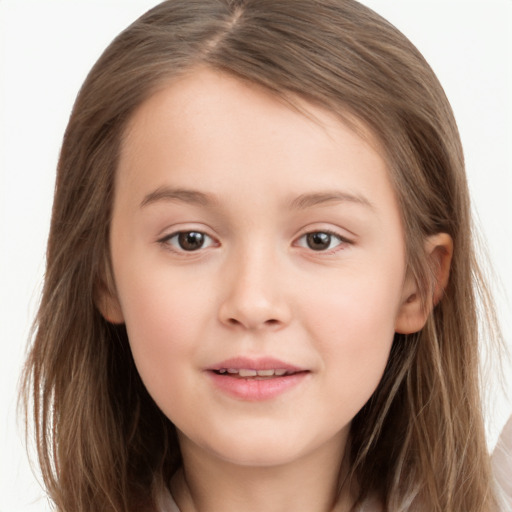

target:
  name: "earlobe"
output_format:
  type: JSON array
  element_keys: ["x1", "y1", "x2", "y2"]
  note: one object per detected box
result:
[
  {"x1": 395, "y1": 233, "x2": 453, "y2": 334},
  {"x1": 95, "y1": 281, "x2": 125, "y2": 324},
  {"x1": 394, "y1": 279, "x2": 426, "y2": 335}
]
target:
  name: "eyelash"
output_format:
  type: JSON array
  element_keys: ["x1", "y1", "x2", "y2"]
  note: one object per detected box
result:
[
  {"x1": 158, "y1": 231, "x2": 217, "y2": 253},
  {"x1": 294, "y1": 230, "x2": 350, "y2": 254},
  {"x1": 158, "y1": 229, "x2": 351, "y2": 255}
]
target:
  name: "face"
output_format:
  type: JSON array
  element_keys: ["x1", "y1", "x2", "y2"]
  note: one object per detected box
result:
[{"x1": 104, "y1": 68, "x2": 420, "y2": 468}]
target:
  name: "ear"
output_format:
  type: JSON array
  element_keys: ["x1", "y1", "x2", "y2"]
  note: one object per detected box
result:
[
  {"x1": 95, "y1": 280, "x2": 125, "y2": 324},
  {"x1": 395, "y1": 233, "x2": 453, "y2": 334}
]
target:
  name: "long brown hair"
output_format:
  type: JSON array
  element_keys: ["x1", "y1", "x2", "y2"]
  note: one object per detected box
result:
[{"x1": 21, "y1": 1, "x2": 499, "y2": 510}]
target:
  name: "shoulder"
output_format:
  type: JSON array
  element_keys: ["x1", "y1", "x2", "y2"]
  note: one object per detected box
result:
[
  {"x1": 361, "y1": 497, "x2": 384, "y2": 512},
  {"x1": 492, "y1": 414, "x2": 512, "y2": 510},
  {"x1": 155, "y1": 487, "x2": 181, "y2": 512}
]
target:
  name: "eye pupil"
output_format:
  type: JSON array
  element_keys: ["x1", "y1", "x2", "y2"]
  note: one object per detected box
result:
[
  {"x1": 306, "y1": 232, "x2": 331, "y2": 250},
  {"x1": 178, "y1": 232, "x2": 205, "y2": 251}
]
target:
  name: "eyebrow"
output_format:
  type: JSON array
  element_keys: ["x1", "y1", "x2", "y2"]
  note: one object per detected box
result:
[
  {"x1": 140, "y1": 187, "x2": 217, "y2": 208},
  {"x1": 289, "y1": 191, "x2": 374, "y2": 211},
  {"x1": 140, "y1": 186, "x2": 374, "y2": 212}
]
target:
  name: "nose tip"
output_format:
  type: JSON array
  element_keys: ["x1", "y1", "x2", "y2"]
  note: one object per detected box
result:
[
  {"x1": 217, "y1": 259, "x2": 291, "y2": 331},
  {"x1": 222, "y1": 312, "x2": 283, "y2": 331}
]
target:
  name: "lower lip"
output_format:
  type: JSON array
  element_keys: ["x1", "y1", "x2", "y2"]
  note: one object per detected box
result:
[{"x1": 207, "y1": 371, "x2": 309, "y2": 401}]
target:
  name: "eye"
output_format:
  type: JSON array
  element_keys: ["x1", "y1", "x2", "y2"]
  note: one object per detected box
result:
[
  {"x1": 160, "y1": 231, "x2": 216, "y2": 252},
  {"x1": 296, "y1": 231, "x2": 347, "y2": 252}
]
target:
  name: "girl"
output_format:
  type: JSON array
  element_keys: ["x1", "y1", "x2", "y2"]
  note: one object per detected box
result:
[{"x1": 20, "y1": 1, "x2": 508, "y2": 511}]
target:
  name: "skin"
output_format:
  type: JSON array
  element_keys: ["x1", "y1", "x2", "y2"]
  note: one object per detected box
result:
[{"x1": 100, "y1": 68, "x2": 452, "y2": 512}]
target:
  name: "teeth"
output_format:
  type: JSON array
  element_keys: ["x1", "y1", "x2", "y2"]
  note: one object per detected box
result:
[
  {"x1": 238, "y1": 369, "x2": 258, "y2": 377},
  {"x1": 257, "y1": 369, "x2": 276, "y2": 377},
  {"x1": 217, "y1": 368, "x2": 292, "y2": 377}
]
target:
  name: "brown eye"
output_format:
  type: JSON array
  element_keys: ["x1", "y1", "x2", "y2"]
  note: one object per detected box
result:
[
  {"x1": 162, "y1": 231, "x2": 215, "y2": 252},
  {"x1": 178, "y1": 232, "x2": 205, "y2": 251},
  {"x1": 306, "y1": 232, "x2": 332, "y2": 251},
  {"x1": 295, "y1": 231, "x2": 347, "y2": 252}
]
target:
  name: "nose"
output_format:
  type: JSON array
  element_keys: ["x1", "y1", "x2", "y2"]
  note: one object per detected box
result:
[{"x1": 217, "y1": 248, "x2": 292, "y2": 331}]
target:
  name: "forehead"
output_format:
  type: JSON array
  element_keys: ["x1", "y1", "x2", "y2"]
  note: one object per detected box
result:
[{"x1": 116, "y1": 67, "x2": 397, "y2": 217}]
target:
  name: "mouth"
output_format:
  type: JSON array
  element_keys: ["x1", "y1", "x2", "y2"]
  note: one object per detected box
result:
[
  {"x1": 206, "y1": 357, "x2": 309, "y2": 400},
  {"x1": 211, "y1": 368, "x2": 302, "y2": 379}
]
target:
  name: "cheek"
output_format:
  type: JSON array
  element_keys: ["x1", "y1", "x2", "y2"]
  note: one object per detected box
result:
[
  {"x1": 306, "y1": 267, "x2": 401, "y2": 347},
  {"x1": 303, "y1": 268, "x2": 401, "y2": 405},
  {"x1": 116, "y1": 270, "x2": 212, "y2": 394}
]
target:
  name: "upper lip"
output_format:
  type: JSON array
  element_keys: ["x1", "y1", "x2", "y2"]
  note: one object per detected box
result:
[{"x1": 207, "y1": 356, "x2": 305, "y2": 372}]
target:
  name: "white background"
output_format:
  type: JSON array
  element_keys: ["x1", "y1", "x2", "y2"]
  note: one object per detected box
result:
[{"x1": 1, "y1": 1, "x2": 511, "y2": 510}]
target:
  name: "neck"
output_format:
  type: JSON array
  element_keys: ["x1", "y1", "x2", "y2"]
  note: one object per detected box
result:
[{"x1": 170, "y1": 431, "x2": 354, "y2": 512}]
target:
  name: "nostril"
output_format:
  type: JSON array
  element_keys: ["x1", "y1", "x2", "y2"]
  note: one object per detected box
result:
[{"x1": 225, "y1": 317, "x2": 280, "y2": 328}]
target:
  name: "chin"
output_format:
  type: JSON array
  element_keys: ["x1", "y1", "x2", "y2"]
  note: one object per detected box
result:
[
  {"x1": 196, "y1": 427, "x2": 334, "y2": 469},
  {"x1": 212, "y1": 443, "x2": 303, "y2": 468}
]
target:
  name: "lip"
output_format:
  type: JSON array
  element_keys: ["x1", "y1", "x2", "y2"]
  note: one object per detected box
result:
[
  {"x1": 207, "y1": 356, "x2": 304, "y2": 373},
  {"x1": 205, "y1": 356, "x2": 309, "y2": 401}
]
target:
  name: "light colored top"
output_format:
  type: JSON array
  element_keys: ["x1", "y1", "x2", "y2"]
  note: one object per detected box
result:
[
  {"x1": 157, "y1": 489, "x2": 382, "y2": 512},
  {"x1": 157, "y1": 489, "x2": 181, "y2": 512},
  {"x1": 156, "y1": 415, "x2": 512, "y2": 512},
  {"x1": 493, "y1": 415, "x2": 512, "y2": 511}
]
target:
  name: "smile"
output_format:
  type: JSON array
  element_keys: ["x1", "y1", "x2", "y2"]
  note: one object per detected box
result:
[
  {"x1": 206, "y1": 357, "x2": 309, "y2": 400},
  {"x1": 213, "y1": 368, "x2": 295, "y2": 378}
]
